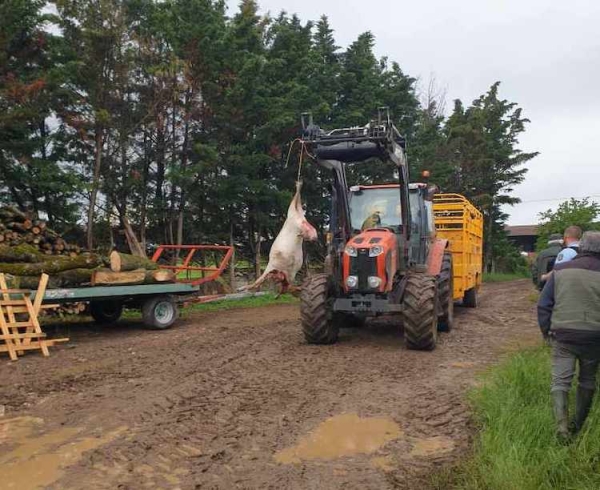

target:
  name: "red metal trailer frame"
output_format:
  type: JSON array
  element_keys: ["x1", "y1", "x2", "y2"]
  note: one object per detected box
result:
[{"x1": 151, "y1": 245, "x2": 234, "y2": 287}]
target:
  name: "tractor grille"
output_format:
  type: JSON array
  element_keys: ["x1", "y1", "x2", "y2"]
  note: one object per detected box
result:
[{"x1": 350, "y1": 248, "x2": 378, "y2": 291}]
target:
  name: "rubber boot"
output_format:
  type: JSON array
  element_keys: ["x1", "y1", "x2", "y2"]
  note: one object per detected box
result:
[
  {"x1": 552, "y1": 391, "x2": 570, "y2": 442},
  {"x1": 572, "y1": 388, "x2": 595, "y2": 434}
]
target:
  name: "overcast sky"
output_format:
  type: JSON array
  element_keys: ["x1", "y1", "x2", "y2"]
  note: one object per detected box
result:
[{"x1": 226, "y1": 0, "x2": 600, "y2": 225}]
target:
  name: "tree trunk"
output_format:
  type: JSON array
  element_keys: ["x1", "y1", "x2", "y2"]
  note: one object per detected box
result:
[
  {"x1": 0, "y1": 254, "x2": 102, "y2": 275},
  {"x1": 7, "y1": 269, "x2": 95, "y2": 289},
  {"x1": 110, "y1": 251, "x2": 158, "y2": 272},
  {"x1": 0, "y1": 244, "x2": 41, "y2": 263},
  {"x1": 155, "y1": 122, "x2": 166, "y2": 241},
  {"x1": 176, "y1": 90, "x2": 191, "y2": 252},
  {"x1": 140, "y1": 128, "x2": 150, "y2": 251},
  {"x1": 229, "y1": 212, "x2": 235, "y2": 290},
  {"x1": 120, "y1": 213, "x2": 145, "y2": 257},
  {"x1": 254, "y1": 219, "x2": 261, "y2": 280},
  {"x1": 484, "y1": 205, "x2": 494, "y2": 273},
  {"x1": 87, "y1": 126, "x2": 104, "y2": 250}
]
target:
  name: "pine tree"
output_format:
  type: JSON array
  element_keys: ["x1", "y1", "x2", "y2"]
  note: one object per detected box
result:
[
  {"x1": 444, "y1": 82, "x2": 539, "y2": 270},
  {"x1": 0, "y1": 0, "x2": 81, "y2": 227}
]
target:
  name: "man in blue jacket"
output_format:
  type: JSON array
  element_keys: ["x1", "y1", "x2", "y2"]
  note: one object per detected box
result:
[
  {"x1": 554, "y1": 225, "x2": 582, "y2": 265},
  {"x1": 538, "y1": 231, "x2": 600, "y2": 440}
]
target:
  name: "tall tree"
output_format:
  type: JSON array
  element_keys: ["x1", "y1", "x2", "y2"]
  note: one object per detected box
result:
[
  {"x1": 536, "y1": 198, "x2": 600, "y2": 250},
  {"x1": 0, "y1": 0, "x2": 81, "y2": 226},
  {"x1": 56, "y1": 0, "x2": 132, "y2": 249},
  {"x1": 444, "y1": 82, "x2": 539, "y2": 270}
]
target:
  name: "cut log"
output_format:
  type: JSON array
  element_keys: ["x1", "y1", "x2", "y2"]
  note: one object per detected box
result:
[
  {"x1": 151, "y1": 269, "x2": 176, "y2": 282},
  {"x1": 0, "y1": 206, "x2": 29, "y2": 222},
  {"x1": 33, "y1": 220, "x2": 46, "y2": 231},
  {"x1": 0, "y1": 244, "x2": 42, "y2": 263},
  {"x1": 92, "y1": 268, "x2": 175, "y2": 286},
  {"x1": 92, "y1": 268, "x2": 146, "y2": 286},
  {"x1": 52, "y1": 268, "x2": 95, "y2": 286},
  {"x1": 0, "y1": 253, "x2": 102, "y2": 275},
  {"x1": 110, "y1": 251, "x2": 158, "y2": 272}
]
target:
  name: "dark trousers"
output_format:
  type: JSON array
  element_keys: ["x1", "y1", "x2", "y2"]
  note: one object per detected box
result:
[{"x1": 551, "y1": 341, "x2": 600, "y2": 393}]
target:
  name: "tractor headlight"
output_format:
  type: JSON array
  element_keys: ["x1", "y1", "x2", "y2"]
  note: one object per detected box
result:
[
  {"x1": 368, "y1": 276, "x2": 382, "y2": 289},
  {"x1": 369, "y1": 245, "x2": 384, "y2": 257},
  {"x1": 345, "y1": 246, "x2": 358, "y2": 257},
  {"x1": 346, "y1": 275, "x2": 358, "y2": 288}
]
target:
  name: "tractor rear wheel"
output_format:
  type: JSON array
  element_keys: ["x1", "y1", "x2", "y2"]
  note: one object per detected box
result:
[
  {"x1": 300, "y1": 274, "x2": 339, "y2": 344},
  {"x1": 402, "y1": 273, "x2": 439, "y2": 350},
  {"x1": 437, "y1": 252, "x2": 454, "y2": 332}
]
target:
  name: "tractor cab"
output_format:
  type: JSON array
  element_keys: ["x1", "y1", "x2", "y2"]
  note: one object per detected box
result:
[{"x1": 348, "y1": 183, "x2": 437, "y2": 267}]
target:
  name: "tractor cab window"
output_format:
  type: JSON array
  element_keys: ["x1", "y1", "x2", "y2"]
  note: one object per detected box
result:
[{"x1": 349, "y1": 187, "x2": 402, "y2": 232}]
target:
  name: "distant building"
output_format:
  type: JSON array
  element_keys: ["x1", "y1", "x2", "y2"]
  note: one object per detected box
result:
[{"x1": 505, "y1": 225, "x2": 538, "y2": 253}]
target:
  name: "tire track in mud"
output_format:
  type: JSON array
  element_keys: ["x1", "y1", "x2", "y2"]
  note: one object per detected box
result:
[{"x1": 1, "y1": 282, "x2": 539, "y2": 490}]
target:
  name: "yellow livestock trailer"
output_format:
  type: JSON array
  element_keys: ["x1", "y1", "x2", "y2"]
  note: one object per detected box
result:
[{"x1": 433, "y1": 193, "x2": 483, "y2": 307}]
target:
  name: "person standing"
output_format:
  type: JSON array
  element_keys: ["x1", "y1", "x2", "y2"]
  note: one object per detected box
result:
[
  {"x1": 532, "y1": 233, "x2": 563, "y2": 290},
  {"x1": 554, "y1": 225, "x2": 582, "y2": 265},
  {"x1": 538, "y1": 231, "x2": 600, "y2": 440}
]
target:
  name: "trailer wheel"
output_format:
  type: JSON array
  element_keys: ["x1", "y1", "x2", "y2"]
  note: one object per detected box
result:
[
  {"x1": 142, "y1": 295, "x2": 178, "y2": 330},
  {"x1": 300, "y1": 274, "x2": 339, "y2": 344},
  {"x1": 402, "y1": 273, "x2": 438, "y2": 351},
  {"x1": 90, "y1": 300, "x2": 123, "y2": 324},
  {"x1": 437, "y1": 252, "x2": 454, "y2": 332},
  {"x1": 463, "y1": 287, "x2": 478, "y2": 308}
]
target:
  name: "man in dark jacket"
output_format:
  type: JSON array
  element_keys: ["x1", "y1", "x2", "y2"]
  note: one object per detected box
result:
[
  {"x1": 538, "y1": 231, "x2": 600, "y2": 440},
  {"x1": 532, "y1": 233, "x2": 563, "y2": 290}
]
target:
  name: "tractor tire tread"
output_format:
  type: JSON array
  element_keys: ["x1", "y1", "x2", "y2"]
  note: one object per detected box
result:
[
  {"x1": 402, "y1": 273, "x2": 438, "y2": 350},
  {"x1": 437, "y1": 252, "x2": 454, "y2": 332},
  {"x1": 300, "y1": 273, "x2": 339, "y2": 344}
]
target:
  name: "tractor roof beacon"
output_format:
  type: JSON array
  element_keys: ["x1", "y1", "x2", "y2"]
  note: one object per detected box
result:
[{"x1": 299, "y1": 108, "x2": 452, "y2": 350}]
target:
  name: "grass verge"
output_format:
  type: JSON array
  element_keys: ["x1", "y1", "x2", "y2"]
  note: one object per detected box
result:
[
  {"x1": 121, "y1": 293, "x2": 298, "y2": 319},
  {"x1": 438, "y1": 346, "x2": 600, "y2": 490},
  {"x1": 182, "y1": 293, "x2": 298, "y2": 315},
  {"x1": 483, "y1": 272, "x2": 530, "y2": 283}
]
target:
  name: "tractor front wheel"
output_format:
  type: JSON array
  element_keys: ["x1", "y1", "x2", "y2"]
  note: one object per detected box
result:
[
  {"x1": 300, "y1": 274, "x2": 339, "y2": 344},
  {"x1": 402, "y1": 273, "x2": 439, "y2": 350}
]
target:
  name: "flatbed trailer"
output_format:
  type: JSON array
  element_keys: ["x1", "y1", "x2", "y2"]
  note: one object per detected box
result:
[
  {"x1": 33, "y1": 244, "x2": 234, "y2": 330},
  {"x1": 33, "y1": 282, "x2": 200, "y2": 329}
]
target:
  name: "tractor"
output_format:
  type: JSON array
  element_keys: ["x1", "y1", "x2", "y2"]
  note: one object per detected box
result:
[{"x1": 299, "y1": 109, "x2": 453, "y2": 350}]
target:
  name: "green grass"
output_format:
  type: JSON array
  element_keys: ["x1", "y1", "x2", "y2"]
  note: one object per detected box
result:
[
  {"x1": 121, "y1": 293, "x2": 298, "y2": 320},
  {"x1": 483, "y1": 272, "x2": 529, "y2": 283},
  {"x1": 438, "y1": 347, "x2": 600, "y2": 490},
  {"x1": 182, "y1": 293, "x2": 298, "y2": 315}
]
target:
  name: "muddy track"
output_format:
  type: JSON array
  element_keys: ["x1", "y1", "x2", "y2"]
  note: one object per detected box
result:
[{"x1": 0, "y1": 280, "x2": 539, "y2": 489}]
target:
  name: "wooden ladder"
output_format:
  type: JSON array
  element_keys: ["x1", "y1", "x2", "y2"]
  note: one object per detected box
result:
[{"x1": 0, "y1": 273, "x2": 68, "y2": 360}]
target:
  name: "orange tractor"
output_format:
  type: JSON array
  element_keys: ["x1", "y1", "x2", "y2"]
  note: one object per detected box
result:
[{"x1": 299, "y1": 110, "x2": 479, "y2": 350}]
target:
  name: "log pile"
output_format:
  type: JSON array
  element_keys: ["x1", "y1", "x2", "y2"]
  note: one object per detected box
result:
[
  {"x1": 0, "y1": 207, "x2": 81, "y2": 257},
  {"x1": 0, "y1": 206, "x2": 177, "y2": 291}
]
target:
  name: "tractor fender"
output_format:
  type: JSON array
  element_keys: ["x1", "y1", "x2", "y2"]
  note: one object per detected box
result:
[{"x1": 426, "y1": 238, "x2": 449, "y2": 276}]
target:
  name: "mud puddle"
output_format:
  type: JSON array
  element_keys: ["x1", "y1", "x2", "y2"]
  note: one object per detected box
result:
[
  {"x1": 275, "y1": 413, "x2": 402, "y2": 464},
  {"x1": 0, "y1": 416, "x2": 126, "y2": 490},
  {"x1": 409, "y1": 436, "x2": 455, "y2": 457}
]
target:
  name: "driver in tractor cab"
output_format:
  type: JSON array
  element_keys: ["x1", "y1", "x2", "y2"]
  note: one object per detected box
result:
[{"x1": 361, "y1": 201, "x2": 386, "y2": 230}]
